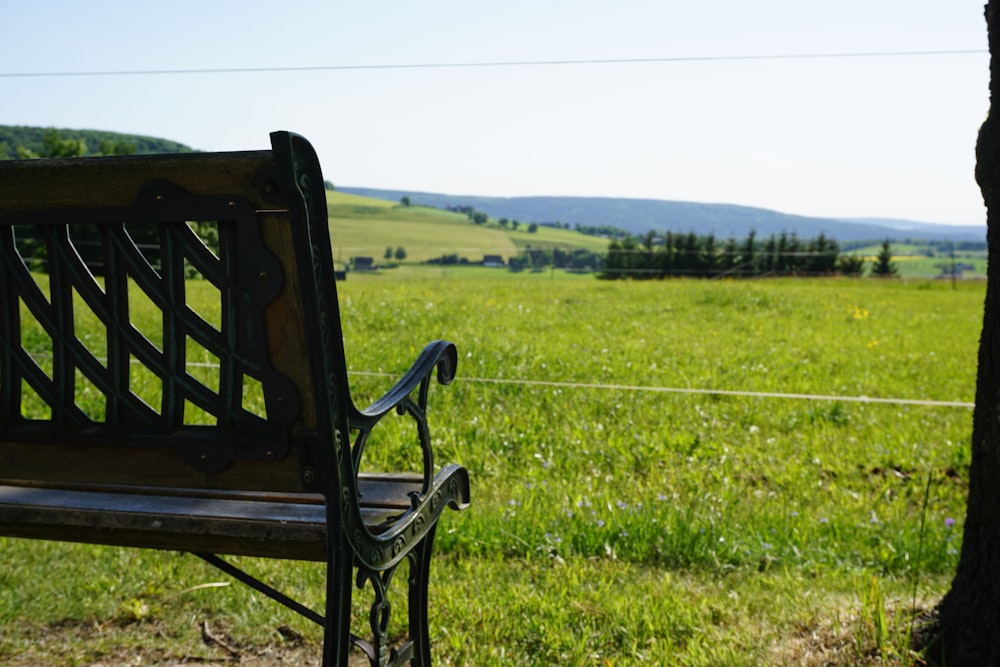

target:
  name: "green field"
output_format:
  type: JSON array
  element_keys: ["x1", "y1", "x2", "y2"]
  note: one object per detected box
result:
[
  {"x1": 327, "y1": 191, "x2": 610, "y2": 267},
  {"x1": 0, "y1": 274, "x2": 982, "y2": 665},
  {"x1": 327, "y1": 191, "x2": 987, "y2": 281},
  {"x1": 847, "y1": 242, "x2": 988, "y2": 280},
  {"x1": 327, "y1": 192, "x2": 608, "y2": 273},
  {"x1": 327, "y1": 193, "x2": 514, "y2": 265}
]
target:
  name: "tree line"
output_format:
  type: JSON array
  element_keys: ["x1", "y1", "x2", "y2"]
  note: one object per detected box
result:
[
  {"x1": 600, "y1": 230, "x2": 897, "y2": 279},
  {"x1": 0, "y1": 126, "x2": 193, "y2": 160},
  {"x1": 507, "y1": 247, "x2": 604, "y2": 271},
  {"x1": 440, "y1": 203, "x2": 541, "y2": 233}
]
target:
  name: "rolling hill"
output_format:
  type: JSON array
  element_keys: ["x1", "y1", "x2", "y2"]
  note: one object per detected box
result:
[
  {"x1": 325, "y1": 191, "x2": 606, "y2": 267},
  {"x1": 340, "y1": 187, "x2": 986, "y2": 244},
  {"x1": 0, "y1": 125, "x2": 194, "y2": 158}
]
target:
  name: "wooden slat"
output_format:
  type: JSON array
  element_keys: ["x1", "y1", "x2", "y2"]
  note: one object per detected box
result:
[
  {"x1": 0, "y1": 472, "x2": 422, "y2": 507},
  {"x1": 0, "y1": 440, "x2": 306, "y2": 493},
  {"x1": 0, "y1": 152, "x2": 275, "y2": 212},
  {"x1": 0, "y1": 485, "x2": 324, "y2": 523},
  {"x1": 358, "y1": 473, "x2": 424, "y2": 509},
  {"x1": 0, "y1": 482, "x2": 417, "y2": 560}
]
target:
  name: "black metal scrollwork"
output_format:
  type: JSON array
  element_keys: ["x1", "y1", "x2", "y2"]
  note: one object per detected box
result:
[{"x1": 0, "y1": 182, "x2": 299, "y2": 472}]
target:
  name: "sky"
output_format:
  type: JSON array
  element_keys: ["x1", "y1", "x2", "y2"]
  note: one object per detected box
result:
[{"x1": 0, "y1": 1, "x2": 991, "y2": 226}]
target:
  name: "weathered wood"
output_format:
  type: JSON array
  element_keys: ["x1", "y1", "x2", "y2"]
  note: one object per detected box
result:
[
  {"x1": 0, "y1": 131, "x2": 470, "y2": 667},
  {"x1": 0, "y1": 152, "x2": 274, "y2": 210},
  {"x1": 0, "y1": 474, "x2": 424, "y2": 559}
]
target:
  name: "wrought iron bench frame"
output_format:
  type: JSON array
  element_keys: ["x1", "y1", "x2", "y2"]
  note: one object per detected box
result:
[{"x1": 0, "y1": 131, "x2": 469, "y2": 667}]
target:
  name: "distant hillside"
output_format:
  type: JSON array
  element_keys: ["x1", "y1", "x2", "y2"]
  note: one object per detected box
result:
[
  {"x1": 0, "y1": 125, "x2": 193, "y2": 158},
  {"x1": 837, "y1": 216, "x2": 986, "y2": 241},
  {"x1": 341, "y1": 187, "x2": 986, "y2": 244},
  {"x1": 325, "y1": 190, "x2": 607, "y2": 265}
]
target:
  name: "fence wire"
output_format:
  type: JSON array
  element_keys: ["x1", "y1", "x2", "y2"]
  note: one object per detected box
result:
[{"x1": 349, "y1": 371, "x2": 974, "y2": 409}]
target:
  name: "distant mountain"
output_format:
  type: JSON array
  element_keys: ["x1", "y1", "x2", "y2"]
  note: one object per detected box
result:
[{"x1": 340, "y1": 187, "x2": 986, "y2": 244}]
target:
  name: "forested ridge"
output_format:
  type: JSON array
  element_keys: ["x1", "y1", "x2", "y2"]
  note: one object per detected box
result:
[{"x1": 0, "y1": 125, "x2": 193, "y2": 159}]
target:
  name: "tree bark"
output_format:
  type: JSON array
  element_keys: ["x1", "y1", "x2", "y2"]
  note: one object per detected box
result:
[{"x1": 926, "y1": 3, "x2": 1000, "y2": 664}]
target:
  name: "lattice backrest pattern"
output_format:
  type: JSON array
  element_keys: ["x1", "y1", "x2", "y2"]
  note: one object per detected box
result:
[{"x1": 0, "y1": 176, "x2": 301, "y2": 475}]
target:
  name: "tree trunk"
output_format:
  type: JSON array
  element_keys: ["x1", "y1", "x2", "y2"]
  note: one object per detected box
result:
[{"x1": 927, "y1": 3, "x2": 1000, "y2": 664}]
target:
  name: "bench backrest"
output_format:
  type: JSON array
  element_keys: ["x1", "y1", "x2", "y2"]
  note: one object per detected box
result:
[{"x1": 0, "y1": 132, "x2": 349, "y2": 497}]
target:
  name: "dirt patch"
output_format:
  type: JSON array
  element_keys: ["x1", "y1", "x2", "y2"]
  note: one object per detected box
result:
[
  {"x1": 765, "y1": 602, "x2": 932, "y2": 667},
  {"x1": 0, "y1": 620, "x2": 375, "y2": 667}
]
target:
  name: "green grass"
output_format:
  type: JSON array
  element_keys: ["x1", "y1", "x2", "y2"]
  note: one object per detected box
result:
[{"x1": 1, "y1": 274, "x2": 981, "y2": 664}]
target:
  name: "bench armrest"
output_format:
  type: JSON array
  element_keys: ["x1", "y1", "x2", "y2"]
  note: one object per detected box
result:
[
  {"x1": 350, "y1": 340, "x2": 457, "y2": 427},
  {"x1": 347, "y1": 340, "x2": 458, "y2": 495}
]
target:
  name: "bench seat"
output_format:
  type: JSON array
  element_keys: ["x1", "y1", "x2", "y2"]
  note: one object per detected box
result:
[{"x1": 0, "y1": 471, "x2": 448, "y2": 560}]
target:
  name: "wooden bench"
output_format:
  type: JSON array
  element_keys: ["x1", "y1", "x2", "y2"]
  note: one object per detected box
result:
[{"x1": 0, "y1": 131, "x2": 470, "y2": 667}]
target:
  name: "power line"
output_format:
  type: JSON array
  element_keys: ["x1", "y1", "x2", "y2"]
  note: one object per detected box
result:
[{"x1": 0, "y1": 49, "x2": 985, "y2": 79}]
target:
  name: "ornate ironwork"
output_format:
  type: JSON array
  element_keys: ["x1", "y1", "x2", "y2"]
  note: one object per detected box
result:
[{"x1": 0, "y1": 181, "x2": 299, "y2": 472}]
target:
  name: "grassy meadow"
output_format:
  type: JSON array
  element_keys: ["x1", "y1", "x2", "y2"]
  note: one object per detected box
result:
[
  {"x1": 0, "y1": 270, "x2": 983, "y2": 665},
  {"x1": 328, "y1": 192, "x2": 520, "y2": 265}
]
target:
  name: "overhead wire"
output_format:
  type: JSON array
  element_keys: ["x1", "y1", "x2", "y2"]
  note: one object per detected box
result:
[{"x1": 0, "y1": 49, "x2": 985, "y2": 79}]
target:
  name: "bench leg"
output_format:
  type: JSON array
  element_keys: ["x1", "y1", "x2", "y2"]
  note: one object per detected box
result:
[
  {"x1": 351, "y1": 523, "x2": 440, "y2": 667},
  {"x1": 407, "y1": 524, "x2": 439, "y2": 667},
  {"x1": 322, "y1": 533, "x2": 355, "y2": 667}
]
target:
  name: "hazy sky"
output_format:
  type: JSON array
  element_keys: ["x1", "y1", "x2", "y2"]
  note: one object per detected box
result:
[{"x1": 1, "y1": 1, "x2": 990, "y2": 225}]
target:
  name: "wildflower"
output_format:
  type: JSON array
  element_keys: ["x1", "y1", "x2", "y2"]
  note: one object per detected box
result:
[
  {"x1": 819, "y1": 517, "x2": 829, "y2": 524},
  {"x1": 945, "y1": 517, "x2": 956, "y2": 529},
  {"x1": 596, "y1": 519, "x2": 605, "y2": 528}
]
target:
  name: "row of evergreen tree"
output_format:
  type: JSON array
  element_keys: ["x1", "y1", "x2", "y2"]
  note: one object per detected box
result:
[{"x1": 600, "y1": 230, "x2": 874, "y2": 279}]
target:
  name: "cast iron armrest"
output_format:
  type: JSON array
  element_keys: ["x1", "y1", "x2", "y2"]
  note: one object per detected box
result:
[{"x1": 347, "y1": 340, "x2": 458, "y2": 494}]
